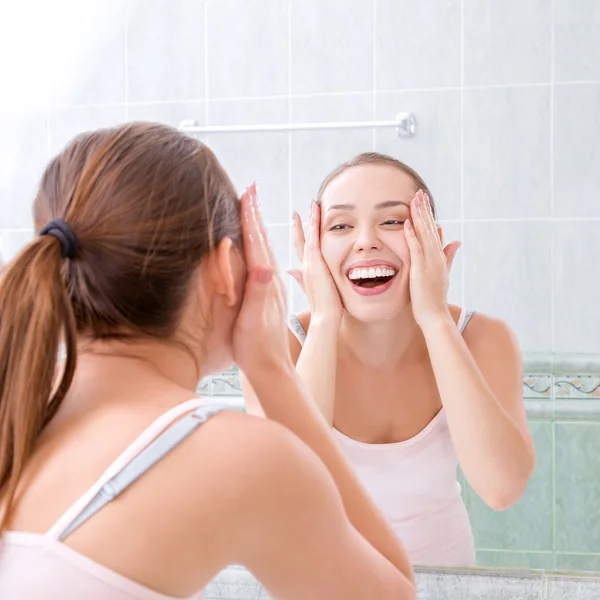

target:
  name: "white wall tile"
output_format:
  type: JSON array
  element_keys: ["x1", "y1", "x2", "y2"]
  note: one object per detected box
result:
[
  {"x1": 463, "y1": 86, "x2": 551, "y2": 218},
  {"x1": 0, "y1": 112, "x2": 49, "y2": 229},
  {"x1": 439, "y1": 221, "x2": 463, "y2": 307},
  {"x1": 554, "y1": 0, "x2": 600, "y2": 81},
  {"x1": 376, "y1": 91, "x2": 462, "y2": 220},
  {"x1": 290, "y1": 94, "x2": 374, "y2": 220},
  {"x1": 48, "y1": 107, "x2": 127, "y2": 155},
  {"x1": 208, "y1": 99, "x2": 289, "y2": 224},
  {"x1": 463, "y1": 0, "x2": 551, "y2": 85},
  {"x1": 463, "y1": 222, "x2": 552, "y2": 353},
  {"x1": 127, "y1": 0, "x2": 205, "y2": 102},
  {"x1": 207, "y1": 0, "x2": 288, "y2": 98},
  {"x1": 266, "y1": 223, "x2": 291, "y2": 274},
  {"x1": 554, "y1": 222, "x2": 600, "y2": 354},
  {"x1": 553, "y1": 84, "x2": 600, "y2": 218},
  {"x1": 0, "y1": 230, "x2": 35, "y2": 264},
  {"x1": 51, "y1": 25, "x2": 126, "y2": 107},
  {"x1": 375, "y1": 0, "x2": 461, "y2": 90},
  {"x1": 290, "y1": 0, "x2": 373, "y2": 94},
  {"x1": 127, "y1": 102, "x2": 206, "y2": 128}
]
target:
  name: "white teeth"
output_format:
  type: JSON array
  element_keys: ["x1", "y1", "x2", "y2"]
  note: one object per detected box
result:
[{"x1": 348, "y1": 266, "x2": 397, "y2": 280}]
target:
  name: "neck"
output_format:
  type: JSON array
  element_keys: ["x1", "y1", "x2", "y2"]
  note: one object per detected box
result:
[
  {"x1": 339, "y1": 307, "x2": 427, "y2": 369},
  {"x1": 77, "y1": 336, "x2": 203, "y2": 393}
]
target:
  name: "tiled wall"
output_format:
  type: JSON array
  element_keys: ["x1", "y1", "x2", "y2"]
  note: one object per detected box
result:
[
  {"x1": 1, "y1": 0, "x2": 599, "y2": 357},
  {"x1": 461, "y1": 373, "x2": 600, "y2": 572}
]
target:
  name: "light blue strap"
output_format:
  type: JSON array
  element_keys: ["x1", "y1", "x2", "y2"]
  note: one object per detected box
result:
[
  {"x1": 58, "y1": 404, "x2": 226, "y2": 541},
  {"x1": 287, "y1": 314, "x2": 307, "y2": 345},
  {"x1": 460, "y1": 309, "x2": 476, "y2": 334}
]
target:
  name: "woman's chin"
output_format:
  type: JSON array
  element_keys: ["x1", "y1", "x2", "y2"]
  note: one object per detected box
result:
[{"x1": 343, "y1": 301, "x2": 411, "y2": 324}]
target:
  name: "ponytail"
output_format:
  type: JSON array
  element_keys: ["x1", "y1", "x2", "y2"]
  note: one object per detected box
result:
[{"x1": 0, "y1": 236, "x2": 77, "y2": 531}]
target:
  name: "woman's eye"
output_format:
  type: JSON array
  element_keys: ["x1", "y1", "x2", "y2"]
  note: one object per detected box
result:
[
  {"x1": 329, "y1": 224, "x2": 351, "y2": 231},
  {"x1": 382, "y1": 219, "x2": 405, "y2": 226}
]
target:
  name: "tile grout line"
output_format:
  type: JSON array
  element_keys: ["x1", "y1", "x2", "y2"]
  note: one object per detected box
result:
[
  {"x1": 123, "y1": 19, "x2": 129, "y2": 120},
  {"x1": 287, "y1": 0, "x2": 294, "y2": 310},
  {"x1": 549, "y1": 0, "x2": 556, "y2": 358},
  {"x1": 44, "y1": 80, "x2": 600, "y2": 111},
  {"x1": 459, "y1": 0, "x2": 466, "y2": 306},
  {"x1": 372, "y1": 0, "x2": 377, "y2": 151},
  {"x1": 550, "y1": 1, "x2": 557, "y2": 568},
  {"x1": 204, "y1": 1, "x2": 210, "y2": 138}
]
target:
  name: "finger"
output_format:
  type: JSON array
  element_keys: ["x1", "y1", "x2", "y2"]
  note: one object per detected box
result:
[
  {"x1": 443, "y1": 241, "x2": 462, "y2": 273},
  {"x1": 404, "y1": 218, "x2": 424, "y2": 264},
  {"x1": 241, "y1": 186, "x2": 262, "y2": 271},
  {"x1": 292, "y1": 211, "x2": 306, "y2": 264},
  {"x1": 410, "y1": 190, "x2": 427, "y2": 243},
  {"x1": 422, "y1": 193, "x2": 441, "y2": 248},
  {"x1": 415, "y1": 193, "x2": 440, "y2": 253},
  {"x1": 306, "y1": 201, "x2": 321, "y2": 252},
  {"x1": 244, "y1": 183, "x2": 276, "y2": 271},
  {"x1": 287, "y1": 269, "x2": 305, "y2": 291}
]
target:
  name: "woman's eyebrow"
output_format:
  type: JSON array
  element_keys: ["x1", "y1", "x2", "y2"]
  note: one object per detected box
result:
[
  {"x1": 326, "y1": 203, "x2": 355, "y2": 212},
  {"x1": 326, "y1": 200, "x2": 410, "y2": 212},
  {"x1": 374, "y1": 200, "x2": 410, "y2": 209}
]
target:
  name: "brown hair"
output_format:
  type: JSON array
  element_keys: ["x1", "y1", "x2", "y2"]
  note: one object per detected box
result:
[
  {"x1": 316, "y1": 152, "x2": 437, "y2": 220},
  {"x1": 0, "y1": 122, "x2": 240, "y2": 530}
]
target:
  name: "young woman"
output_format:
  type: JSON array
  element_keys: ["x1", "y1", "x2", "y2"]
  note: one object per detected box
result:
[
  {"x1": 0, "y1": 126, "x2": 416, "y2": 599},
  {"x1": 244, "y1": 152, "x2": 535, "y2": 567}
]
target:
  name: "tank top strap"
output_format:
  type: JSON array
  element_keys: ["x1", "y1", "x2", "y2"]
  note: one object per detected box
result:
[
  {"x1": 287, "y1": 314, "x2": 307, "y2": 346},
  {"x1": 456, "y1": 307, "x2": 476, "y2": 334},
  {"x1": 46, "y1": 398, "x2": 226, "y2": 541}
]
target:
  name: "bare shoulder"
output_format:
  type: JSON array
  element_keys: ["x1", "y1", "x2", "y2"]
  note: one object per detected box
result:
[
  {"x1": 460, "y1": 310, "x2": 519, "y2": 349},
  {"x1": 455, "y1": 309, "x2": 522, "y2": 375},
  {"x1": 168, "y1": 408, "x2": 327, "y2": 515}
]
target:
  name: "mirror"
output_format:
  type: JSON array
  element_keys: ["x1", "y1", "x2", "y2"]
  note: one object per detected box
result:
[
  {"x1": 192, "y1": 0, "x2": 600, "y2": 579},
  {"x1": 1, "y1": 0, "x2": 598, "y2": 591}
]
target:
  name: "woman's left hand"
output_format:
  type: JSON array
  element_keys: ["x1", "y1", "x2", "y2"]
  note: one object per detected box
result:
[{"x1": 404, "y1": 190, "x2": 461, "y2": 331}]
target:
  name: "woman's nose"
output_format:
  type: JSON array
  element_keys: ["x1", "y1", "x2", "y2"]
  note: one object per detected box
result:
[{"x1": 353, "y1": 228, "x2": 381, "y2": 252}]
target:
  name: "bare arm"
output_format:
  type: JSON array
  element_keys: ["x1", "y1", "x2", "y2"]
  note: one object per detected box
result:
[
  {"x1": 423, "y1": 314, "x2": 535, "y2": 510},
  {"x1": 242, "y1": 362, "x2": 414, "y2": 588},
  {"x1": 225, "y1": 417, "x2": 415, "y2": 600},
  {"x1": 294, "y1": 316, "x2": 339, "y2": 424},
  {"x1": 244, "y1": 312, "x2": 339, "y2": 425}
]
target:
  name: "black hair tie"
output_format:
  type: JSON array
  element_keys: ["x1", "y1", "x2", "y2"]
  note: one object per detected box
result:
[{"x1": 39, "y1": 218, "x2": 79, "y2": 259}]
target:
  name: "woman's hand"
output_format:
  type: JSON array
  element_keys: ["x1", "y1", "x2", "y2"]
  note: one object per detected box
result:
[
  {"x1": 288, "y1": 201, "x2": 343, "y2": 325},
  {"x1": 232, "y1": 184, "x2": 292, "y2": 380},
  {"x1": 404, "y1": 190, "x2": 461, "y2": 331}
]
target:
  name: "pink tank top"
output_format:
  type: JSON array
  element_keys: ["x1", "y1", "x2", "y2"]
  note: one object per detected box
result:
[
  {"x1": 288, "y1": 307, "x2": 477, "y2": 567},
  {"x1": 0, "y1": 398, "x2": 224, "y2": 599}
]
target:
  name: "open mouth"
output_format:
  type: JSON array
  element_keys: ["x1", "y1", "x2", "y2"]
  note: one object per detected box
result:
[{"x1": 347, "y1": 267, "x2": 397, "y2": 289}]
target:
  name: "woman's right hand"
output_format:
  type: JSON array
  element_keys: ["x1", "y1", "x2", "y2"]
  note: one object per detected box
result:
[
  {"x1": 232, "y1": 184, "x2": 292, "y2": 381},
  {"x1": 288, "y1": 202, "x2": 343, "y2": 324}
]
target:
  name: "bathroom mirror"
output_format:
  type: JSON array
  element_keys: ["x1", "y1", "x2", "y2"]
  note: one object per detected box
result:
[{"x1": 1, "y1": 0, "x2": 598, "y2": 590}]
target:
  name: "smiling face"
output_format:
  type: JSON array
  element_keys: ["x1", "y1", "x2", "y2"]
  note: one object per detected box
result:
[{"x1": 319, "y1": 163, "x2": 428, "y2": 322}]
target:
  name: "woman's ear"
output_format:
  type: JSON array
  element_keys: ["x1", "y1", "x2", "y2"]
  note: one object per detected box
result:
[{"x1": 209, "y1": 237, "x2": 239, "y2": 308}]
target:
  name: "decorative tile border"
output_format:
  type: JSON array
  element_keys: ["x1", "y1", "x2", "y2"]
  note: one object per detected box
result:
[{"x1": 198, "y1": 366, "x2": 600, "y2": 421}]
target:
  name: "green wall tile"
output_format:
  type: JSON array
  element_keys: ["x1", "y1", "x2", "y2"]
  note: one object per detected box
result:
[
  {"x1": 463, "y1": 421, "x2": 553, "y2": 552},
  {"x1": 477, "y1": 550, "x2": 555, "y2": 570},
  {"x1": 555, "y1": 553, "x2": 600, "y2": 573},
  {"x1": 555, "y1": 422, "x2": 600, "y2": 553}
]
